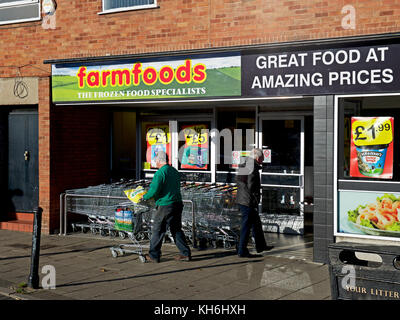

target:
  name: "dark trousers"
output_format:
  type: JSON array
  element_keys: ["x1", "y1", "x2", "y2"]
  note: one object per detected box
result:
[
  {"x1": 149, "y1": 201, "x2": 191, "y2": 261},
  {"x1": 238, "y1": 204, "x2": 267, "y2": 256}
]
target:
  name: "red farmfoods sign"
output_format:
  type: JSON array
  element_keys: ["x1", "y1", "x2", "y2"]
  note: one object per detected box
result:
[
  {"x1": 76, "y1": 60, "x2": 206, "y2": 88},
  {"x1": 51, "y1": 53, "x2": 241, "y2": 102}
]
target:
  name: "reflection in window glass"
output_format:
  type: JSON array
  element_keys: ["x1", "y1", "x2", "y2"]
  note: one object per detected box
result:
[
  {"x1": 104, "y1": 0, "x2": 155, "y2": 10},
  {"x1": 262, "y1": 120, "x2": 301, "y2": 174},
  {"x1": 216, "y1": 109, "x2": 255, "y2": 171}
]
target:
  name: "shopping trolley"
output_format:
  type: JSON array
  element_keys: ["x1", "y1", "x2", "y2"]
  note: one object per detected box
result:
[
  {"x1": 110, "y1": 202, "x2": 154, "y2": 262},
  {"x1": 66, "y1": 179, "x2": 150, "y2": 238},
  {"x1": 62, "y1": 180, "x2": 241, "y2": 255},
  {"x1": 180, "y1": 182, "x2": 241, "y2": 250}
]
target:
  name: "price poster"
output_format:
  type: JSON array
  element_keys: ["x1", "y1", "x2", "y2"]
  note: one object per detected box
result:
[
  {"x1": 146, "y1": 124, "x2": 171, "y2": 168},
  {"x1": 350, "y1": 117, "x2": 394, "y2": 179},
  {"x1": 181, "y1": 124, "x2": 209, "y2": 170}
]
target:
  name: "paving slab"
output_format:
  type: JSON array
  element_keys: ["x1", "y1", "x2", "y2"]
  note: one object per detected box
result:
[{"x1": 0, "y1": 230, "x2": 331, "y2": 301}]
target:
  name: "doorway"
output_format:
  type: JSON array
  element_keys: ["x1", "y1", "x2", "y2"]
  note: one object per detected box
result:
[
  {"x1": 258, "y1": 115, "x2": 308, "y2": 235},
  {"x1": 8, "y1": 110, "x2": 39, "y2": 213}
]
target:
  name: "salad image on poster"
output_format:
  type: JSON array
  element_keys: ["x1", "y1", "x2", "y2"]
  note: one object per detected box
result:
[{"x1": 339, "y1": 191, "x2": 400, "y2": 239}]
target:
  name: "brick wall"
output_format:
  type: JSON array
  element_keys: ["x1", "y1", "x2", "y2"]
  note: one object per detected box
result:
[
  {"x1": 46, "y1": 105, "x2": 111, "y2": 233},
  {"x1": 36, "y1": 75, "x2": 111, "y2": 233},
  {"x1": 0, "y1": 0, "x2": 399, "y2": 79},
  {"x1": 38, "y1": 77, "x2": 51, "y2": 232}
]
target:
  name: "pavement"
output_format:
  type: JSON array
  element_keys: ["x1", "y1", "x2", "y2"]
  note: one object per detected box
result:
[{"x1": 0, "y1": 229, "x2": 332, "y2": 302}]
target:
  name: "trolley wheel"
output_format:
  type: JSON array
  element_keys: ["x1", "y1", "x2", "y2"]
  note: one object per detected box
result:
[
  {"x1": 100, "y1": 229, "x2": 107, "y2": 237},
  {"x1": 110, "y1": 249, "x2": 118, "y2": 258},
  {"x1": 139, "y1": 255, "x2": 146, "y2": 263},
  {"x1": 224, "y1": 241, "x2": 232, "y2": 249},
  {"x1": 90, "y1": 227, "x2": 97, "y2": 235},
  {"x1": 109, "y1": 230, "x2": 117, "y2": 238},
  {"x1": 119, "y1": 231, "x2": 126, "y2": 240},
  {"x1": 136, "y1": 232, "x2": 146, "y2": 241},
  {"x1": 82, "y1": 227, "x2": 88, "y2": 233}
]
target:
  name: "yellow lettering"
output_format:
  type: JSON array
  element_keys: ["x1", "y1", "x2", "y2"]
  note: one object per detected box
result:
[{"x1": 361, "y1": 287, "x2": 366, "y2": 294}]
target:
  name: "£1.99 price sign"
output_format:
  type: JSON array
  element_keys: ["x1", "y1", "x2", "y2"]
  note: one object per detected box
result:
[{"x1": 350, "y1": 117, "x2": 394, "y2": 179}]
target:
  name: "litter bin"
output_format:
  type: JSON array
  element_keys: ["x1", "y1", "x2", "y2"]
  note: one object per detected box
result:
[{"x1": 328, "y1": 241, "x2": 400, "y2": 300}]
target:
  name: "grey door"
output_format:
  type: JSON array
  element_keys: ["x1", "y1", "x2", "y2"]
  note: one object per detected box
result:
[{"x1": 8, "y1": 111, "x2": 38, "y2": 213}]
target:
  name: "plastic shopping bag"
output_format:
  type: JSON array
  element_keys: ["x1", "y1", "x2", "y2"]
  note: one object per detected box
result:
[{"x1": 124, "y1": 186, "x2": 147, "y2": 204}]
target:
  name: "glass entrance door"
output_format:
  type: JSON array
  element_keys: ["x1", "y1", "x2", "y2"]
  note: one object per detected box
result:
[{"x1": 259, "y1": 116, "x2": 305, "y2": 235}]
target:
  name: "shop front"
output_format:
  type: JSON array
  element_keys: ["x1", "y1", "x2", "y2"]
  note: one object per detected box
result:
[{"x1": 47, "y1": 36, "x2": 400, "y2": 262}]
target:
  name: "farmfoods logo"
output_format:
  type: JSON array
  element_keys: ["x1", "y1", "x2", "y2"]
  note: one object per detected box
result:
[
  {"x1": 76, "y1": 60, "x2": 207, "y2": 88},
  {"x1": 51, "y1": 54, "x2": 241, "y2": 102}
]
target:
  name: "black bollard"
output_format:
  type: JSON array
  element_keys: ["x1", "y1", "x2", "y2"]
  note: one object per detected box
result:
[{"x1": 27, "y1": 207, "x2": 43, "y2": 289}]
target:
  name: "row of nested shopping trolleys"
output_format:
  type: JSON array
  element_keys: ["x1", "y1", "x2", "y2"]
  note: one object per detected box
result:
[{"x1": 60, "y1": 179, "x2": 241, "y2": 262}]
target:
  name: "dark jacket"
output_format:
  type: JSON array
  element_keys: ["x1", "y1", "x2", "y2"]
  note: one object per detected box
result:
[{"x1": 235, "y1": 157, "x2": 261, "y2": 208}]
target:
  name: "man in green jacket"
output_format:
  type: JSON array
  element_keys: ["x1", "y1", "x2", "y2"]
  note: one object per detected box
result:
[{"x1": 141, "y1": 151, "x2": 191, "y2": 263}]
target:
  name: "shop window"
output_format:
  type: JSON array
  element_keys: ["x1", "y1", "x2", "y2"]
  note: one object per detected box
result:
[
  {"x1": 178, "y1": 121, "x2": 210, "y2": 171},
  {"x1": 101, "y1": 0, "x2": 157, "y2": 13},
  {"x1": 0, "y1": 0, "x2": 41, "y2": 25},
  {"x1": 112, "y1": 112, "x2": 137, "y2": 180},
  {"x1": 337, "y1": 95, "x2": 400, "y2": 241},
  {"x1": 141, "y1": 121, "x2": 171, "y2": 171},
  {"x1": 338, "y1": 96, "x2": 400, "y2": 182},
  {"x1": 216, "y1": 109, "x2": 255, "y2": 173}
]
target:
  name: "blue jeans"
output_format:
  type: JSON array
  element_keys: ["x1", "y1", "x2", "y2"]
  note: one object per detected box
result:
[
  {"x1": 238, "y1": 205, "x2": 267, "y2": 256},
  {"x1": 149, "y1": 201, "x2": 191, "y2": 261}
]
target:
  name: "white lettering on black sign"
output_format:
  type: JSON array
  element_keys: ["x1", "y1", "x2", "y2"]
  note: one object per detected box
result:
[{"x1": 242, "y1": 44, "x2": 400, "y2": 96}]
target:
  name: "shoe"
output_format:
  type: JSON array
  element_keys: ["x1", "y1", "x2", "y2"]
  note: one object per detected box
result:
[
  {"x1": 238, "y1": 253, "x2": 262, "y2": 258},
  {"x1": 256, "y1": 245, "x2": 274, "y2": 253},
  {"x1": 174, "y1": 255, "x2": 192, "y2": 262},
  {"x1": 144, "y1": 254, "x2": 160, "y2": 263}
]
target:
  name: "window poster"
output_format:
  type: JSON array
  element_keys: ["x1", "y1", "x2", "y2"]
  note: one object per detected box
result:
[
  {"x1": 181, "y1": 124, "x2": 209, "y2": 170},
  {"x1": 231, "y1": 150, "x2": 251, "y2": 169},
  {"x1": 145, "y1": 124, "x2": 171, "y2": 169},
  {"x1": 338, "y1": 190, "x2": 400, "y2": 240},
  {"x1": 350, "y1": 117, "x2": 394, "y2": 179}
]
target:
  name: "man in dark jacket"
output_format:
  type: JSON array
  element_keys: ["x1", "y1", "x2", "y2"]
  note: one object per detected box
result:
[{"x1": 236, "y1": 148, "x2": 271, "y2": 257}]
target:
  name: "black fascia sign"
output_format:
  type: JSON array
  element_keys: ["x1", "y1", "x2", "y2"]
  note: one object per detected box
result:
[{"x1": 241, "y1": 44, "x2": 400, "y2": 97}]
